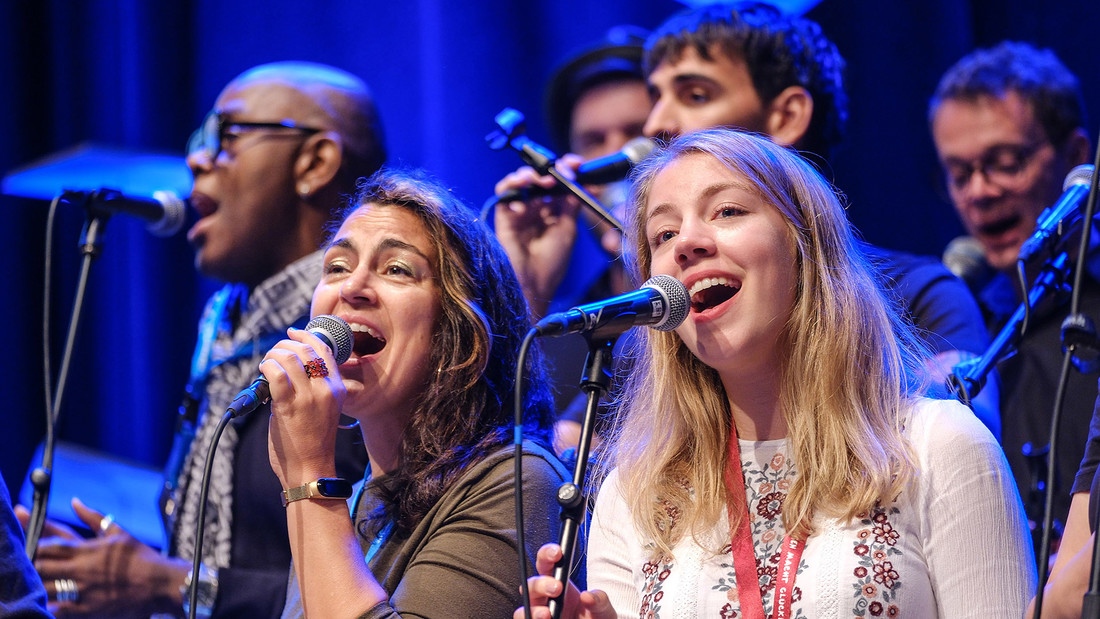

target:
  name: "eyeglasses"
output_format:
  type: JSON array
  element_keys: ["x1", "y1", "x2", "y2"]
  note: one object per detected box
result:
[
  {"x1": 186, "y1": 110, "x2": 322, "y2": 161},
  {"x1": 942, "y1": 142, "x2": 1049, "y2": 192}
]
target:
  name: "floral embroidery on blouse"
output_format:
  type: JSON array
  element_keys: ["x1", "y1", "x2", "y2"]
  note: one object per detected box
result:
[
  {"x1": 851, "y1": 506, "x2": 902, "y2": 617},
  {"x1": 708, "y1": 446, "x2": 806, "y2": 619},
  {"x1": 639, "y1": 555, "x2": 674, "y2": 619}
]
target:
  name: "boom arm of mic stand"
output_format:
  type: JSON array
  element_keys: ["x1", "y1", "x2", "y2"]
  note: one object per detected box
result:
[
  {"x1": 548, "y1": 337, "x2": 614, "y2": 619},
  {"x1": 948, "y1": 252, "x2": 1071, "y2": 405},
  {"x1": 542, "y1": 167, "x2": 623, "y2": 232}
]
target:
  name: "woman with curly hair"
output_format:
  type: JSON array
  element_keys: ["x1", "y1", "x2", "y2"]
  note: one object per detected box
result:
[{"x1": 263, "y1": 168, "x2": 566, "y2": 618}]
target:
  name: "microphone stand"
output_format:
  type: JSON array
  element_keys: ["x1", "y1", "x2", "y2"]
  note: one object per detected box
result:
[
  {"x1": 485, "y1": 107, "x2": 623, "y2": 231},
  {"x1": 26, "y1": 191, "x2": 113, "y2": 559},
  {"x1": 947, "y1": 252, "x2": 1072, "y2": 405},
  {"x1": 1073, "y1": 144, "x2": 1100, "y2": 619},
  {"x1": 547, "y1": 336, "x2": 615, "y2": 619}
]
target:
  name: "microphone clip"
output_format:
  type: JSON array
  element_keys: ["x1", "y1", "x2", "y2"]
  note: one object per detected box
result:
[{"x1": 1062, "y1": 312, "x2": 1100, "y2": 374}]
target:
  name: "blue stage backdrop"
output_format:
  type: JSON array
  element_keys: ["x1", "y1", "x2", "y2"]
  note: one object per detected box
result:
[{"x1": 2, "y1": 0, "x2": 1098, "y2": 494}]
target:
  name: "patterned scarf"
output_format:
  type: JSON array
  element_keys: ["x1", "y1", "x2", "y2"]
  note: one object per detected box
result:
[{"x1": 168, "y1": 251, "x2": 322, "y2": 567}]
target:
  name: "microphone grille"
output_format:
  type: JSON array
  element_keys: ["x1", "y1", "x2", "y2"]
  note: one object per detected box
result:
[
  {"x1": 149, "y1": 190, "x2": 188, "y2": 237},
  {"x1": 306, "y1": 314, "x2": 354, "y2": 364},
  {"x1": 623, "y1": 137, "x2": 658, "y2": 165},
  {"x1": 644, "y1": 274, "x2": 690, "y2": 331},
  {"x1": 942, "y1": 236, "x2": 993, "y2": 291},
  {"x1": 1064, "y1": 164, "x2": 1095, "y2": 190}
]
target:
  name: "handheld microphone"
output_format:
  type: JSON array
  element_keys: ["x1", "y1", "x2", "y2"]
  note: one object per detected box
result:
[
  {"x1": 534, "y1": 274, "x2": 690, "y2": 339},
  {"x1": 71, "y1": 188, "x2": 188, "y2": 237},
  {"x1": 496, "y1": 137, "x2": 657, "y2": 203},
  {"x1": 1017, "y1": 164, "x2": 1095, "y2": 263},
  {"x1": 226, "y1": 315, "x2": 354, "y2": 418}
]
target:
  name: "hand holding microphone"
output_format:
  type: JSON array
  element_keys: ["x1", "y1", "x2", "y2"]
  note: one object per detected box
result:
[{"x1": 228, "y1": 315, "x2": 353, "y2": 417}]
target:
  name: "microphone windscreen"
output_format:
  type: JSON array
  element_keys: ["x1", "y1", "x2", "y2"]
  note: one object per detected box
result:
[
  {"x1": 622, "y1": 136, "x2": 658, "y2": 165},
  {"x1": 306, "y1": 315, "x2": 354, "y2": 364},
  {"x1": 1064, "y1": 163, "x2": 1095, "y2": 190},
  {"x1": 942, "y1": 236, "x2": 992, "y2": 290},
  {"x1": 644, "y1": 274, "x2": 690, "y2": 331}
]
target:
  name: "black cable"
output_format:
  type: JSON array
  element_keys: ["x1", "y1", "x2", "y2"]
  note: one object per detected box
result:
[
  {"x1": 514, "y1": 328, "x2": 537, "y2": 619},
  {"x1": 1033, "y1": 351, "x2": 1075, "y2": 618},
  {"x1": 1018, "y1": 258, "x2": 1032, "y2": 335},
  {"x1": 27, "y1": 204, "x2": 107, "y2": 559},
  {"x1": 187, "y1": 411, "x2": 232, "y2": 619},
  {"x1": 42, "y1": 196, "x2": 58, "y2": 421}
]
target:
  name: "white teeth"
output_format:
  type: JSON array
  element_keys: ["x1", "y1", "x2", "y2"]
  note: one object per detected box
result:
[
  {"x1": 689, "y1": 277, "x2": 734, "y2": 298},
  {"x1": 349, "y1": 322, "x2": 384, "y2": 341}
]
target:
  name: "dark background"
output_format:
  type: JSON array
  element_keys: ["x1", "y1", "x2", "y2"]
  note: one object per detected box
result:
[{"x1": 2, "y1": 0, "x2": 1098, "y2": 497}]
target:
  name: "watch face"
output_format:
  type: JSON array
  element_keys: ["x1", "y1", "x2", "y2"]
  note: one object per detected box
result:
[{"x1": 316, "y1": 478, "x2": 353, "y2": 498}]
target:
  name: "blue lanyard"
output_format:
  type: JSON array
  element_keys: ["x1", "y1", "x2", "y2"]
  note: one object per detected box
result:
[{"x1": 351, "y1": 478, "x2": 393, "y2": 565}]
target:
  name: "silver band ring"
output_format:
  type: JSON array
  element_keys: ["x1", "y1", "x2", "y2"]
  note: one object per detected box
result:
[
  {"x1": 99, "y1": 513, "x2": 114, "y2": 535},
  {"x1": 54, "y1": 578, "x2": 79, "y2": 603}
]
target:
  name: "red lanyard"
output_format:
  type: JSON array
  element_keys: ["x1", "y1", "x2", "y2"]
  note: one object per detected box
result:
[{"x1": 724, "y1": 430, "x2": 805, "y2": 619}]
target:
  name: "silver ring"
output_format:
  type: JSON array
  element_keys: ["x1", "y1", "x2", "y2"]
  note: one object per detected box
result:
[
  {"x1": 99, "y1": 513, "x2": 114, "y2": 535},
  {"x1": 54, "y1": 578, "x2": 79, "y2": 603}
]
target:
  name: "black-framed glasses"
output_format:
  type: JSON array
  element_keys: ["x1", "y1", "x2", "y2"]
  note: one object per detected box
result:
[
  {"x1": 942, "y1": 141, "x2": 1049, "y2": 192},
  {"x1": 186, "y1": 110, "x2": 322, "y2": 161}
]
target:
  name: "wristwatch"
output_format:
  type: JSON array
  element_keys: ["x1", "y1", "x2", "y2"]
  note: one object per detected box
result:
[{"x1": 281, "y1": 478, "x2": 353, "y2": 507}]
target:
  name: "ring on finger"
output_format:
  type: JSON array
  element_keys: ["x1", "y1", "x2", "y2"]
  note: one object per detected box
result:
[
  {"x1": 54, "y1": 578, "x2": 79, "y2": 603},
  {"x1": 99, "y1": 513, "x2": 114, "y2": 535},
  {"x1": 304, "y1": 358, "x2": 328, "y2": 379}
]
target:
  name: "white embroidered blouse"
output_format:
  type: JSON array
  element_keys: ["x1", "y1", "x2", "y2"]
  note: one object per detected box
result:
[{"x1": 587, "y1": 398, "x2": 1036, "y2": 618}]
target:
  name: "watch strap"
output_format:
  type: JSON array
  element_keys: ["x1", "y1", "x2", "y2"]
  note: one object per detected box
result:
[{"x1": 281, "y1": 478, "x2": 352, "y2": 507}]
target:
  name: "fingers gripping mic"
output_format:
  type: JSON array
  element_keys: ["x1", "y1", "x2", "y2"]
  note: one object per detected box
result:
[
  {"x1": 496, "y1": 137, "x2": 658, "y2": 203},
  {"x1": 226, "y1": 315, "x2": 354, "y2": 418},
  {"x1": 534, "y1": 274, "x2": 690, "y2": 339},
  {"x1": 78, "y1": 188, "x2": 188, "y2": 237},
  {"x1": 1017, "y1": 164, "x2": 1095, "y2": 263}
]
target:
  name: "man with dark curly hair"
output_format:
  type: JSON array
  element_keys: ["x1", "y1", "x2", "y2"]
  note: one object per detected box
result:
[{"x1": 495, "y1": 2, "x2": 996, "y2": 435}]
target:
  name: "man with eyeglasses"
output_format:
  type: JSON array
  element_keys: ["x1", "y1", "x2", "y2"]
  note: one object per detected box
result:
[
  {"x1": 930, "y1": 41, "x2": 1094, "y2": 558},
  {"x1": 25, "y1": 61, "x2": 382, "y2": 618}
]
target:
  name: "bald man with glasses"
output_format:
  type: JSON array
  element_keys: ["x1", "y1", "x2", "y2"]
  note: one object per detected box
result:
[{"x1": 23, "y1": 61, "x2": 383, "y2": 618}]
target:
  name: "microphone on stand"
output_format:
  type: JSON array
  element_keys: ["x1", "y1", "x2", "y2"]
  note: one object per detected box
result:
[
  {"x1": 1017, "y1": 164, "x2": 1095, "y2": 263},
  {"x1": 69, "y1": 188, "x2": 189, "y2": 237},
  {"x1": 495, "y1": 137, "x2": 657, "y2": 203},
  {"x1": 226, "y1": 315, "x2": 353, "y2": 417},
  {"x1": 534, "y1": 274, "x2": 690, "y2": 339},
  {"x1": 942, "y1": 236, "x2": 994, "y2": 291}
]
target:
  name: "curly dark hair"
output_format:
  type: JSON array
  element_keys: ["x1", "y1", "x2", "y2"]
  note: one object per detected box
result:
[
  {"x1": 644, "y1": 1, "x2": 848, "y2": 162},
  {"x1": 330, "y1": 168, "x2": 555, "y2": 537},
  {"x1": 928, "y1": 40, "x2": 1087, "y2": 148}
]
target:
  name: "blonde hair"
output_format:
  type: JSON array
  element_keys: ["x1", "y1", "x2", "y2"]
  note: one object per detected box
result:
[{"x1": 607, "y1": 129, "x2": 929, "y2": 557}]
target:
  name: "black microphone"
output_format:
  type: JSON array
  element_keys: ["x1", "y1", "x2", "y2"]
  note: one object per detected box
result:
[
  {"x1": 496, "y1": 137, "x2": 657, "y2": 203},
  {"x1": 226, "y1": 315, "x2": 354, "y2": 418},
  {"x1": 73, "y1": 188, "x2": 188, "y2": 237},
  {"x1": 534, "y1": 274, "x2": 690, "y2": 339},
  {"x1": 942, "y1": 236, "x2": 994, "y2": 290},
  {"x1": 1017, "y1": 164, "x2": 1095, "y2": 263}
]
